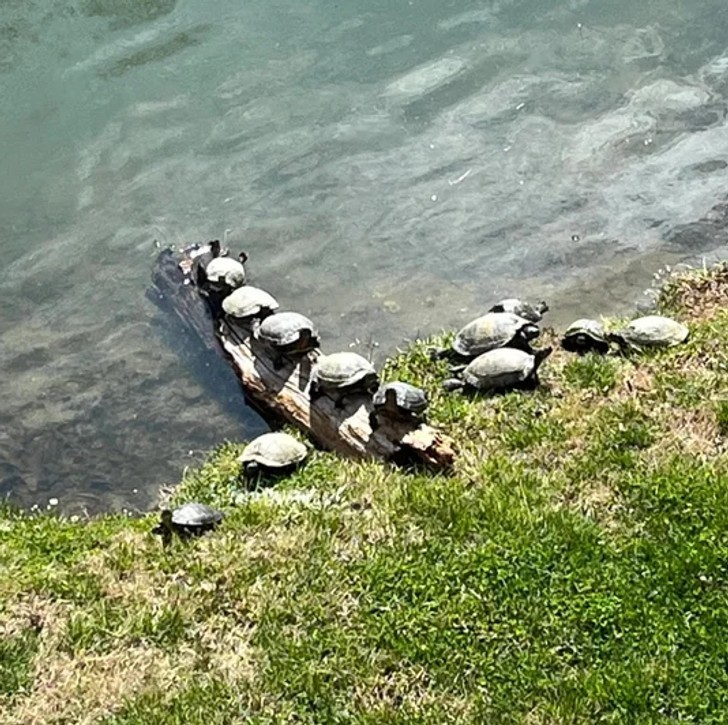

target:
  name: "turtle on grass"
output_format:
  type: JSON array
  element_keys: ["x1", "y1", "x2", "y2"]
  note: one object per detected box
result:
[
  {"x1": 310, "y1": 352, "x2": 379, "y2": 408},
  {"x1": 443, "y1": 346, "x2": 552, "y2": 393},
  {"x1": 152, "y1": 502, "x2": 223, "y2": 546},
  {"x1": 561, "y1": 319, "x2": 610, "y2": 355},
  {"x1": 489, "y1": 298, "x2": 549, "y2": 323},
  {"x1": 433, "y1": 312, "x2": 540, "y2": 361},
  {"x1": 608, "y1": 315, "x2": 689, "y2": 352},
  {"x1": 238, "y1": 432, "x2": 308, "y2": 479},
  {"x1": 256, "y1": 312, "x2": 320, "y2": 369},
  {"x1": 369, "y1": 381, "x2": 428, "y2": 429}
]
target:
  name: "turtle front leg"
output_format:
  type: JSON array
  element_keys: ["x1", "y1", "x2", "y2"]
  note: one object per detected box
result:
[{"x1": 309, "y1": 382, "x2": 322, "y2": 401}]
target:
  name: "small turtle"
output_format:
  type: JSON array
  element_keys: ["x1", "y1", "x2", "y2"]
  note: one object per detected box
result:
[
  {"x1": 152, "y1": 502, "x2": 223, "y2": 546},
  {"x1": 204, "y1": 253, "x2": 248, "y2": 291},
  {"x1": 310, "y1": 352, "x2": 379, "y2": 408},
  {"x1": 435, "y1": 312, "x2": 540, "y2": 360},
  {"x1": 369, "y1": 381, "x2": 428, "y2": 429},
  {"x1": 561, "y1": 318, "x2": 610, "y2": 354},
  {"x1": 489, "y1": 298, "x2": 549, "y2": 323},
  {"x1": 190, "y1": 239, "x2": 221, "y2": 288},
  {"x1": 608, "y1": 315, "x2": 689, "y2": 352},
  {"x1": 443, "y1": 346, "x2": 552, "y2": 393},
  {"x1": 222, "y1": 286, "x2": 279, "y2": 334},
  {"x1": 256, "y1": 311, "x2": 320, "y2": 369},
  {"x1": 238, "y1": 432, "x2": 308, "y2": 478}
]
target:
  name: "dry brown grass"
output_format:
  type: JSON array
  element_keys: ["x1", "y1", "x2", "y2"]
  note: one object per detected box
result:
[
  {"x1": 6, "y1": 645, "x2": 195, "y2": 725},
  {"x1": 660, "y1": 263, "x2": 728, "y2": 321}
]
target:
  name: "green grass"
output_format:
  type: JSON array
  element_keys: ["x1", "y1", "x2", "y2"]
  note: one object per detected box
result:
[
  {"x1": 3, "y1": 263, "x2": 728, "y2": 723},
  {"x1": 0, "y1": 628, "x2": 39, "y2": 698}
]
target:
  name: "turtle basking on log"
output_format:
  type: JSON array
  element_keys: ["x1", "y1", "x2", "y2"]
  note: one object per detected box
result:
[
  {"x1": 310, "y1": 352, "x2": 380, "y2": 408},
  {"x1": 222, "y1": 286, "x2": 280, "y2": 336},
  {"x1": 256, "y1": 311, "x2": 321, "y2": 369},
  {"x1": 369, "y1": 381, "x2": 428, "y2": 430},
  {"x1": 204, "y1": 254, "x2": 248, "y2": 291}
]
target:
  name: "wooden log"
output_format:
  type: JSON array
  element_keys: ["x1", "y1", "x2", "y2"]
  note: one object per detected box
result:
[{"x1": 151, "y1": 245, "x2": 457, "y2": 469}]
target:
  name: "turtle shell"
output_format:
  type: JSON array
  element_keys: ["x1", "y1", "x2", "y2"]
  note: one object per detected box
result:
[
  {"x1": 462, "y1": 347, "x2": 550, "y2": 391},
  {"x1": 238, "y1": 432, "x2": 308, "y2": 469},
  {"x1": 171, "y1": 502, "x2": 223, "y2": 528},
  {"x1": 373, "y1": 381, "x2": 428, "y2": 415},
  {"x1": 561, "y1": 318, "x2": 609, "y2": 353},
  {"x1": 204, "y1": 257, "x2": 246, "y2": 288},
  {"x1": 223, "y1": 286, "x2": 279, "y2": 319},
  {"x1": 489, "y1": 298, "x2": 548, "y2": 323},
  {"x1": 257, "y1": 312, "x2": 318, "y2": 348},
  {"x1": 313, "y1": 352, "x2": 377, "y2": 389},
  {"x1": 452, "y1": 312, "x2": 539, "y2": 357},
  {"x1": 612, "y1": 315, "x2": 689, "y2": 349}
]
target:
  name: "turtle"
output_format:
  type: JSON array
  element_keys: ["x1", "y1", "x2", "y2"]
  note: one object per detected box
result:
[
  {"x1": 256, "y1": 311, "x2": 320, "y2": 369},
  {"x1": 443, "y1": 346, "x2": 553, "y2": 393},
  {"x1": 608, "y1": 315, "x2": 689, "y2": 352},
  {"x1": 561, "y1": 318, "x2": 610, "y2": 354},
  {"x1": 204, "y1": 253, "x2": 248, "y2": 291},
  {"x1": 238, "y1": 432, "x2": 308, "y2": 479},
  {"x1": 190, "y1": 239, "x2": 221, "y2": 288},
  {"x1": 152, "y1": 502, "x2": 223, "y2": 546},
  {"x1": 222, "y1": 286, "x2": 279, "y2": 334},
  {"x1": 434, "y1": 312, "x2": 540, "y2": 361},
  {"x1": 489, "y1": 298, "x2": 549, "y2": 323},
  {"x1": 310, "y1": 352, "x2": 380, "y2": 408},
  {"x1": 369, "y1": 381, "x2": 428, "y2": 429}
]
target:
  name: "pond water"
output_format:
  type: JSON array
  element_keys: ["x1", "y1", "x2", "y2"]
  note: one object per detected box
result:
[{"x1": 2, "y1": 0, "x2": 728, "y2": 513}]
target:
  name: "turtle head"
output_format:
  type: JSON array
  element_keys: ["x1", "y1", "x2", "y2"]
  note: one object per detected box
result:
[
  {"x1": 160, "y1": 509, "x2": 173, "y2": 529},
  {"x1": 244, "y1": 461, "x2": 259, "y2": 477},
  {"x1": 442, "y1": 378, "x2": 465, "y2": 392},
  {"x1": 521, "y1": 323, "x2": 541, "y2": 341},
  {"x1": 533, "y1": 346, "x2": 553, "y2": 368},
  {"x1": 152, "y1": 509, "x2": 174, "y2": 545},
  {"x1": 209, "y1": 239, "x2": 221, "y2": 258},
  {"x1": 238, "y1": 251, "x2": 249, "y2": 265},
  {"x1": 606, "y1": 331, "x2": 627, "y2": 349},
  {"x1": 536, "y1": 300, "x2": 549, "y2": 314}
]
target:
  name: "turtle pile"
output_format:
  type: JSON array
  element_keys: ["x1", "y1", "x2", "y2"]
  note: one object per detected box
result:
[{"x1": 154, "y1": 239, "x2": 690, "y2": 541}]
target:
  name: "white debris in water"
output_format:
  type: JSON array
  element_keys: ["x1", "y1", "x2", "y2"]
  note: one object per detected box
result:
[
  {"x1": 48, "y1": 498, "x2": 59, "y2": 507},
  {"x1": 448, "y1": 168, "x2": 472, "y2": 186}
]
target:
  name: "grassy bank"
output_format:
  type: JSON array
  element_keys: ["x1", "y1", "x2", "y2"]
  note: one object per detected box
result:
[{"x1": 3, "y1": 264, "x2": 728, "y2": 723}]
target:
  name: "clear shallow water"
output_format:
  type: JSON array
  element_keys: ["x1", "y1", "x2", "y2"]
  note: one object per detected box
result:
[{"x1": 3, "y1": 0, "x2": 728, "y2": 513}]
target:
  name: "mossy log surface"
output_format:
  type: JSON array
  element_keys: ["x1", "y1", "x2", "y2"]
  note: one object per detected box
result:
[{"x1": 151, "y1": 245, "x2": 456, "y2": 469}]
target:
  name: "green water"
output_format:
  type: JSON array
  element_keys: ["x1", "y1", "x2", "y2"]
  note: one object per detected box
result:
[{"x1": 2, "y1": 0, "x2": 728, "y2": 512}]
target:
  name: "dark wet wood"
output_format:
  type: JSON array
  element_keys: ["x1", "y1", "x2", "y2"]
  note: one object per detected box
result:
[{"x1": 151, "y1": 245, "x2": 457, "y2": 469}]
